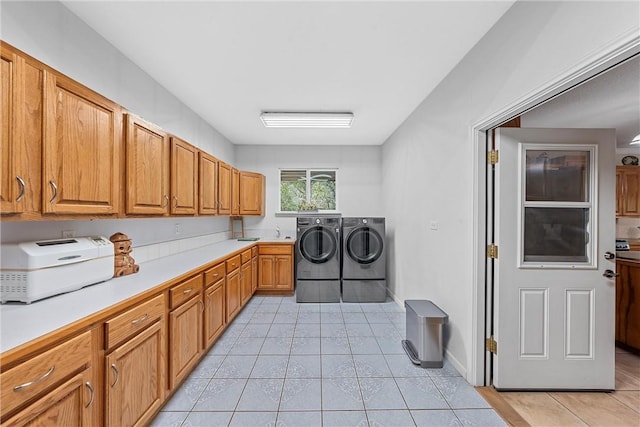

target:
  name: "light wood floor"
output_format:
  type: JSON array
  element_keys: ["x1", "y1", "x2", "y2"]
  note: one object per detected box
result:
[{"x1": 481, "y1": 347, "x2": 640, "y2": 427}]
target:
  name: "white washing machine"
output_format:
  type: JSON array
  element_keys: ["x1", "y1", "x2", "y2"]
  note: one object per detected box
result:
[
  {"x1": 341, "y1": 217, "x2": 386, "y2": 302},
  {"x1": 295, "y1": 216, "x2": 341, "y2": 302}
]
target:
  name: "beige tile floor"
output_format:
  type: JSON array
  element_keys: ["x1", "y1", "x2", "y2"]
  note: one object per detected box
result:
[{"x1": 495, "y1": 347, "x2": 640, "y2": 427}]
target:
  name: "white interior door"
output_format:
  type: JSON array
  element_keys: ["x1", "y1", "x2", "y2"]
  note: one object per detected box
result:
[{"x1": 492, "y1": 128, "x2": 616, "y2": 390}]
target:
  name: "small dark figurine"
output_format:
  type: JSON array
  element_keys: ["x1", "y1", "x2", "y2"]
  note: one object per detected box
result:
[{"x1": 109, "y1": 232, "x2": 140, "y2": 277}]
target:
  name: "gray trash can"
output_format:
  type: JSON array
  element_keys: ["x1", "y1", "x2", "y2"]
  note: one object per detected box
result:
[{"x1": 402, "y1": 300, "x2": 448, "y2": 368}]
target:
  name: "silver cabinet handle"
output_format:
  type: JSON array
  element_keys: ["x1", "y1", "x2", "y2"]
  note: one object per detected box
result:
[
  {"x1": 111, "y1": 364, "x2": 119, "y2": 387},
  {"x1": 49, "y1": 180, "x2": 58, "y2": 204},
  {"x1": 131, "y1": 313, "x2": 148, "y2": 325},
  {"x1": 163, "y1": 195, "x2": 169, "y2": 208},
  {"x1": 173, "y1": 196, "x2": 178, "y2": 208},
  {"x1": 85, "y1": 381, "x2": 94, "y2": 408},
  {"x1": 199, "y1": 300, "x2": 205, "y2": 313},
  {"x1": 183, "y1": 288, "x2": 193, "y2": 295},
  {"x1": 603, "y1": 269, "x2": 620, "y2": 279},
  {"x1": 13, "y1": 366, "x2": 55, "y2": 391},
  {"x1": 16, "y1": 176, "x2": 25, "y2": 202}
]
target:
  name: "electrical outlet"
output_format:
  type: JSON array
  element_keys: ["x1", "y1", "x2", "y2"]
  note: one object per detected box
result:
[
  {"x1": 430, "y1": 221, "x2": 439, "y2": 231},
  {"x1": 62, "y1": 230, "x2": 75, "y2": 238},
  {"x1": 175, "y1": 223, "x2": 181, "y2": 234}
]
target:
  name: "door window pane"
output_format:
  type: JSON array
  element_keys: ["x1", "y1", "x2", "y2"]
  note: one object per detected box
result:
[
  {"x1": 525, "y1": 150, "x2": 590, "y2": 202},
  {"x1": 523, "y1": 207, "x2": 590, "y2": 263}
]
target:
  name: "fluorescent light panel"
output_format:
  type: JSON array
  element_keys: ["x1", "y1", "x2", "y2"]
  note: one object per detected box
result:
[{"x1": 260, "y1": 112, "x2": 354, "y2": 128}]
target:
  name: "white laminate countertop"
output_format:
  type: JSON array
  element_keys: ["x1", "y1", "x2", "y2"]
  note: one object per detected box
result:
[{"x1": 0, "y1": 238, "x2": 294, "y2": 354}]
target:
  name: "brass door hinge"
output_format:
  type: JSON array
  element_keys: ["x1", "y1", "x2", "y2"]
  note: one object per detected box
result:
[
  {"x1": 488, "y1": 150, "x2": 499, "y2": 165},
  {"x1": 487, "y1": 244, "x2": 498, "y2": 259},
  {"x1": 486, "y1": 337, "x2": 497, "y2": 354}
]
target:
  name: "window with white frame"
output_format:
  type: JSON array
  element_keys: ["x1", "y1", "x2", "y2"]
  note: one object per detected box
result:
[{"x1": 279, "y1": 169, "x2": 337, "y2": 212}]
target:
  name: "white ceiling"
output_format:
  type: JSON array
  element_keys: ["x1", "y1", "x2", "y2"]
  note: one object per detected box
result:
[
  {"x1": 521, "y1": 55, "x2": 640, "y2": 149},
  {"x1": 61, "y1": 1, "x2": 514, "y2": 146}
]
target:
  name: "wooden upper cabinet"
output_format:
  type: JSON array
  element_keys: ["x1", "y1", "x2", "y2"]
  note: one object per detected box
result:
[
  {"x1": 617, "y1": 166, "x2": 640, "y2": 217},
  {"x1": 1, "y1": 44, "x2": 42, "y2": 215},
  {"x1": 199, "y1": 151, "x2": 218, "y2": 215},
  {"x1": 170, "y1": 136, "x2": 198, "y2": 215},
  {"x1": 217, "y1": 161, "x2": 232, "y2": 215},
  {"x1": 125, "y1": 114, "x2": 170, "y2": 215},
  {"x1": 231, "y1": 167, "x2": 240, "y2": 215},
  {"x1": 239, "y1": 171, "x2": 264, "y2": 216},
  {"x1": 42, "y1": 71, "x2": 121, "y2": 214}
]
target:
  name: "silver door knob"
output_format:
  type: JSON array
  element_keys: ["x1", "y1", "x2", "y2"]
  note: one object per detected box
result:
[{"x1": 602, "y1": 269, "x2": 619, "y2": 279}]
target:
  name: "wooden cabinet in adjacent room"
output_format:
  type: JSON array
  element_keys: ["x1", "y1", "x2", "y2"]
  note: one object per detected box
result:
[
  {"x1": 0, "y1": 44, "x2": 42, "y2": 216},
  {"x1": 616, "y1": 259, "x2": 640, "y2": 352},
  {"x1": 125, "y1": 113, "x2": 170, "y2": 215},
  {"x1": 43, "y1": 70, "x2": 122, "y2": 215},
  {"x1": 258, "y1": 244, "x2": 294, "y2": 294},
  {"x1": 0, "y1": 330, "x2": 97, "y2": 426},
  {"x1": 199, "y1": 151, "x2": 219, "y2": 215},
  {"x1": 170, "y1": 136, "x2": 198, "y2": 215},
  {"x1": 617, "y1": 166, "x2": 640, "y2": 217},
  {"x1": 239, "y1": 171, "x2": 264, "y2": 216},
  {"x1": 217, "y1": 161, "x2": 232, "y2": 215},
  {"x1": 204, "y1": 263, "x2": 226, "y2": 348},
  {"x1": 168, "y1": 274, "x2": 204, "y2": 389},
  {"x1": 105, "y1": 295, "x2": 166, "y2": 427},
  {"x1": 251, "y1": 246, "x2": 258, "y2": 294}
]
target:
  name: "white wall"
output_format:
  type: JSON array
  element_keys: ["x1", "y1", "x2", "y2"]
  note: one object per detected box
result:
[
  {"x1": 236, "y1": 145, "x2": 383, "y2": 238},
  {"x1": 0, "y1": 1, "x2": 235, "y2": 249},
  {"x1": 381, "y1": 1, "x2": 639, "y2": 379}
]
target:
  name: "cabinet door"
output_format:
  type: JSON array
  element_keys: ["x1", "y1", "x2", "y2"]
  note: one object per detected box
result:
[
  {"x1": 169, "y1": 295, "x2": 203, "y2": 389},
  {"x1": 217, "y1": 161, "x2": 232, "y2": 215},
  {"x1": 258, "y1": 255, "x2": 275, "y2": 290},
  {"x1": 43, "y1": 71, "x2": 121, "y2": 214},
  {"x1": 231, "y1": 167, "x2": 240, "y2": 215},
  {"x1": 1, "y1": 47, "x2": 42, "y2": 215},
  {"x1": 2, "y1": 371, "x2": 95, "y2": 427},
  {"x1": 106, "y1": 320, "x2": 165, "y2": 427},
  {"x1": 226, "y1": 270, "x2": 241, "y2": 322},
  {"x1": 241, "y1": 261, "x2": 252, "y2": 306},
  {"x1": 275, "y1": 255, "x2": 293, "y2": 290},
  {"x1": 125, "y1": 114, "x2": 170, "y2": 215},
  {"x1": 239, "y1": 171, "x2": 264, "y2": 216},
  {"x1": 252, "y1": 255, "x2": 258, "y2": 294},
  {"x1": 204, "y1": 279, "x2": 226, "y2": 348},
  {"x1": 199, "y1": 151, "x2": 218, "y2": 215},
  {"x1": 170, "y1": 136, "x2": 198, "y2": 215}
]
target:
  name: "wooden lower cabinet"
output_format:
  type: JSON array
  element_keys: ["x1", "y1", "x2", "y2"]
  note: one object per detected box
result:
[
  {"x1": 204, "y1": 277, "x2": 226, "y2": 348},
  {"x1": 169, "y1": 294, "x2": 203, "y2": 390},
  {"x1": 257, "y1": 244, "x2": 294, "y2": 294},
  {"x1": 226, "y1": 269, "x2": 241, "y2": 323},
  {"x1": 241, "y1": 261, "x2": 252, "y2": 306},
  {"x1": 616, "y1": 259, "x2": 640, "y2": 351},
  {"x1": 0, "y1": 329, "x2": 96, "y2": 426},
  {"x1": 2, "y1": 371, "x2": 95, "y2": 426},
  {"x1": 105, "y1": 319, "x2": 165, "y2": 427},
  {"x1": 252, "y1": 253, "x2": 258, "y2": 294}
]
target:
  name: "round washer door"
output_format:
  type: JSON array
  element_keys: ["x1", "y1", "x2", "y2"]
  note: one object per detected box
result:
[
  {"x1": 299, "y1": 226, "x2": 337, "y2": 264},
  {"x1": 346, "y1": 227, "x2": 383, "y2": 264}
]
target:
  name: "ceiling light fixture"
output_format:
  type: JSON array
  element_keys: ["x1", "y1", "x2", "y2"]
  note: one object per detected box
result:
[
  {"x1": 630, "y1": 133, "x2": 640, "y2": 145},
  {"x1": 260, "y1": 112, "x2": 354, "y2": 128}
]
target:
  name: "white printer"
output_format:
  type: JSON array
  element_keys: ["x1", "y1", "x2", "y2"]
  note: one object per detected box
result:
[{"x1": 1, "y1": 236, "x2": 114, "y2": 303}]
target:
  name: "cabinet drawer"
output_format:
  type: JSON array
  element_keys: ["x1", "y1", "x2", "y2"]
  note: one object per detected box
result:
[
  {"x1": 258, "y1": 245, "x2": 293, "y2": 255},
  {"x1": 1, "y1": 330, "x2": 92, "y2": 417},
  {"x1": 241, "y1": 249, "x2": 252, "y2": 264},
  {"x1": 170, "y1": 274, "x2": 204, "y2": 309},
  {"x1": 204, "y1": 263, "x2": 225, "y2": 286},
  {"x1": 106, "y1": 294, "x2": 164, "y2": 349},
  {"x1": 226, "y1": 255, "x2": 241, "y2": 273}
]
